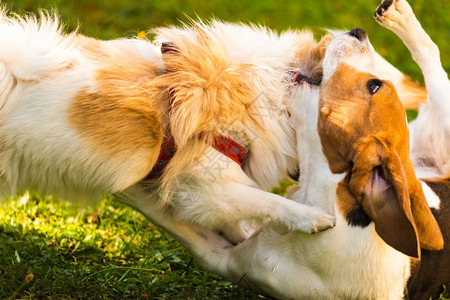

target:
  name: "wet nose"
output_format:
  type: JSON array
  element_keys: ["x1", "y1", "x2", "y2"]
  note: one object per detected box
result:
[{"x1": 348, "y1": 28, "x2": 367, "y2": 41}]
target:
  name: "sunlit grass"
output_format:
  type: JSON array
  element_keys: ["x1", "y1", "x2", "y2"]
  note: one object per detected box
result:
[
  {"x1": 0, "y1": 193, "x2": 261, "y2": 299},
  {"x1": 1, "y1": 192, "x2": 448, "y2": 299}
]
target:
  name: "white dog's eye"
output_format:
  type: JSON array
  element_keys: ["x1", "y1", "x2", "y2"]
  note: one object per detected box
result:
[{"x1": 367, "y1": 79, "x2": 382, "y2": 95}]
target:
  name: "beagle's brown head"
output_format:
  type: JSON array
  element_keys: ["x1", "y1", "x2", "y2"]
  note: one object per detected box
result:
[{"x1": 318, "y1": 63, "x2": 444, "y2": 258}]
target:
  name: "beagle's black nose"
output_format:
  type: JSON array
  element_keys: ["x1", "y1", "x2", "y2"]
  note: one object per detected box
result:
[{"x1": 348, "y1": 28, "x2": 367, "y2": 41}]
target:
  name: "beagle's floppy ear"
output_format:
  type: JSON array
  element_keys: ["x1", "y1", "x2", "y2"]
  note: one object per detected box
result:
[
  {"x1": 348, "y1": 136, "x2": 420, "y2": 258},
  {"x1": 405, "y1": 163, "x2": 444, "y2": 251}
]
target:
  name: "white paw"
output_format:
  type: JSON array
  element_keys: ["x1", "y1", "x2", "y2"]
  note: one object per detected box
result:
[
  {"x1": 278, "y1": 204, "x2": 336, "y2": 234},
  {"x1": 374, "y1": 0, "x2": 414, "y2": 28}
]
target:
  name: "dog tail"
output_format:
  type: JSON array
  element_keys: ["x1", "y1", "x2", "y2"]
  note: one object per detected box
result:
[{"x1": 0, "y1": 8, "x2": 75, "y2": 116}]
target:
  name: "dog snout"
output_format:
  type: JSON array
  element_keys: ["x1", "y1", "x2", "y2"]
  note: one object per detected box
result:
[{"x1": 348, "y1": 28, "x2": 367, "y2": 41}]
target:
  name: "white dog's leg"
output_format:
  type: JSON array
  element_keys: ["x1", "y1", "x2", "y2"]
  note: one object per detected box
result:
[
  {"x1": 219, "y1": 182, "x2": 336, "y2": 234},
  {"x1": 170, "y1": 179, "x2": 336, "y2": 242}
]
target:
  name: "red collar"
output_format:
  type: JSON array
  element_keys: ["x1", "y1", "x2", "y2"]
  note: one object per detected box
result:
[
  {"x1": 146, "y1": 133, "x2": 248, "y2": 180},
  {"x1": 212, "y1": 136, "x2": 248, "y2": 166}
]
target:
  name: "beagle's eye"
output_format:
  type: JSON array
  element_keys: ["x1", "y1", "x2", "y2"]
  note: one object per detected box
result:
[{"x1": 367, "y1": 79, "x2": 382, "y2": 95}]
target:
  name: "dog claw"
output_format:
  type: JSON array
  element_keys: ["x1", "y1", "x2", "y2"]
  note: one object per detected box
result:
[
  {"x1": 297, "y1": 211, "x2": 336, "y2": 234},
  {"x1": 272, "y1": 206, "x2": 335, "y2": 235},
  {"x1": 374, "y1": 0, "x2": 415, "y2": 29},
  {"x1": 311, "y1": 217, "x2": 336, "y2": 234}
]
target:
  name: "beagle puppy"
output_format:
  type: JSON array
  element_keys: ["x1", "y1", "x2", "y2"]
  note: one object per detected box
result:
[{"x1": 182, "y1": 1, "x2": 449, "y2": 299}]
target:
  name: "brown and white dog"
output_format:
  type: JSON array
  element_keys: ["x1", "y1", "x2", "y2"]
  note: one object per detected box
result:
[
  {"x1": 183, "y1": 0, "x2": 449, "y2": 299},
  {"x1": 0, "y1": 9, "x2": 339, "y2": 247}
]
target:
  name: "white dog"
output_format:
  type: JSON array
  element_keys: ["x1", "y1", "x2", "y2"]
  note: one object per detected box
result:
[{"x1": 177, "y1": 0, "x2": 449, "y2": 299}]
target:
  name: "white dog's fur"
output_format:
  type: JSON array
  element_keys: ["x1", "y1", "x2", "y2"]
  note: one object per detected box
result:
[
  {"x1": 0, "y1": 9, "x2": 341, "y2": 253},
  {"x1": 174, "y1": 0, "x2": 449, "y2": 299}
]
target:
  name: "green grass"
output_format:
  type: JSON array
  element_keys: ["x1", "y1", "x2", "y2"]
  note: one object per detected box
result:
[
  {"x1": 0, "y1": 193, "x2": 262, "y2": 299},
  {"x1": 1, "y1": 0, "x2": 449, "y2": 298},
  {"x1": 1, "y1": 194, "x2": 449, "y2": 299}
]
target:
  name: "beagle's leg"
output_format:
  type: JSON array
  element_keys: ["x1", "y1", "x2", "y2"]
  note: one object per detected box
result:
[
  {"x1": 374, "y1": 0, "x2": 449, "y2": 115},
  {"x1": 115, "y1": 184, "x2": 233, "y2": 276},
  {"x1": 374, "y1": 0, "x2": 441, "y2": 69},
  {"x1": 116, "y1": 184, "x2": 281, "y2": 284},
  {"x1": 375, "y1": 0, "x2": 450, "y2": 177}
]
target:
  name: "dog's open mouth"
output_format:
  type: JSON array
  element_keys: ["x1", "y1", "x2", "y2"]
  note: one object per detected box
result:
[{"x1": 292, "y1": 69, "x2": 322, "y2": 86}]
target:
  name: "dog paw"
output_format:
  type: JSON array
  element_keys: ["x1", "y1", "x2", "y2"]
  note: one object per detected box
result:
[
  {"x1": 278, "y1": 204, "x2": 336, "y2": 234},
  {"x1": 374, "y1": 0, "x2": 414, "y2": 28},
  {"x1": 303, "y1": 208, "x2": 336, "y2": 234}
]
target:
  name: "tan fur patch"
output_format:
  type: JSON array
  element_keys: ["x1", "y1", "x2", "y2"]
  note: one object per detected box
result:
[
  {"x1": 69, "y1": 48, "x2": 167, "y2": 181},
  {"x1": 151, "y1": 24, "x2": 266, "y2": 203}
]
